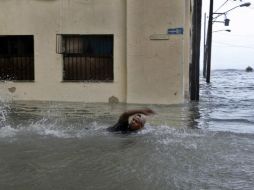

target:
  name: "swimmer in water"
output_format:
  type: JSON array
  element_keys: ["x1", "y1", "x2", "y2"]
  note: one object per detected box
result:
[{"x1": 107, "y1": 108, "x2": 155, "y2": 133}]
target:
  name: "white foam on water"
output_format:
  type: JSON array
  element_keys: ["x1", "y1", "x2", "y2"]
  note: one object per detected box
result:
[
  {"x1": 0, "y1": 118, "x2": 111, "y2": 139},
  {"x1": 28, "y1": 118, "x2": 73, "y2": 138},
  {"x1": 140, "y1": 124, "x2": 206, "y2": 137},
  {"x1": 0, "y1": 119, "x2": 178, "y2": 140},
  {"x1": 0, "y1": 125, "x2": 18, "y2": 138},
  {"x1": 32, "y1": 124, "x2": 70, "y2": 138},
  {"x1": 1, "y1": 116, "x2": 247, "y2": 141},
  {"x1": 139, "y1": 124, "x2": 213, "y2": 150},
  {"x1": 0, "y1": 110, "x2": 7, "y2": 122},
  {"x1": 76, "y1": 121, "x2": 108, "y2": 138},
  {"x1": 0, "y1": 117, "x2": 67, "y2": 139}
]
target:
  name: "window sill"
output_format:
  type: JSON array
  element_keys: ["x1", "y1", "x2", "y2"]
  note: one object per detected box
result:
[
  {"x1": 61, "y1": 80, "x2": 114, "y2": 83},
  {"x1": 0, "y1": 80, "x2": 35, "y2": 83}
]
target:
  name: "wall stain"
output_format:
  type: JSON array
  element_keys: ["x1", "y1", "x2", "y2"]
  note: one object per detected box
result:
[
  {"x1": 109, "y1": 96, "x2": 119, "y2": 104},
  {"x1": 8, "y1": 87, "x2": 16, "y2": 93}
]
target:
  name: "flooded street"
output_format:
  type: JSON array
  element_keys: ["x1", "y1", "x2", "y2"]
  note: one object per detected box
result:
[{"x1": 1, "y1": 70, "x2": 254, "y2": 189}]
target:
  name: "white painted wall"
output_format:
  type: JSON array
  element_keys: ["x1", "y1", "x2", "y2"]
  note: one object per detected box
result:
[
  {"x1": 126, "y1": 0, "x2": 190, "y2": 104},
  {"x1": 0, "y1": 0, "x2": 191, "y2": 104}
]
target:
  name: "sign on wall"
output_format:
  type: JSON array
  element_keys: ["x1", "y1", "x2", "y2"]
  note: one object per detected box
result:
[{"x1": 167, "y1": 27, "x2": 184, "y2": 35}]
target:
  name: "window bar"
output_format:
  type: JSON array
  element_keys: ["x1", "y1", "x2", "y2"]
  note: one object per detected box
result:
[
  {"x1": 68, "y1": 56, "x2": 71, "y2": 80},
  {"x1": 11, "y1": 56, "x2": 14, "y2": 80},
  {"x1": 102, "y1": 40, "x2": 107, "y2": 80},
  {"x1": 95, "y1": 55, "x2": 97, "y2": 80},
  {"x1": 105, "y1": 57, "x2": 108, "y2": 80},
  {"x1": 16, "y1": 56, "x2": 19, "y2": 80},
  {"x1": 26, "y1": 57, "x2": 29, "y2": 80},
  {"x1": 28, "y1": 57, "x2": 30, "y2": 80},
  {"x1": 76, "y1": 37, "x2": 79, "y2": 79},
  {"x1": 84, "y1": 56, "x2": 86, "y2": 80},
  {"x1": 93, "y1": 56, "x2": 95, "y2": 80},
  {"x1": 2, "y1": 57, "x2": 4, "y2": 80},
  {"x1": 74, "y1": 55, "x2": 76, "y2": 80},
  {"x1": 71, "y1": 36, "x2": 74, "y2": 54},
  {"x1": 102, "y1": 39, "x2": 105, "y2": 80},
  {"x1": 2, "y1": 57, "x2": 5, "y2": 79},
  {"x1": 4, "y1": 56, "x2": 7, "y2": 80},
  {"x1": 24, "y1": 56, "x2": 27, "y2": 80},
  {"x1": 18, "y1": 56, "x2": 21, "y2": 80},
  {"x1": 75, "y1": 56, "x2": 78, "y2": 80},
  {"x1": 67, "y1": 36, "x2": 69, "y2": 54},
  {"x1": 22, "y1": 56, "x2": 25, "y2": 80},
  {"x1": 12, "y1": 56, "x2": 15, "y2": 80},
  {"x1": 79, "y1": 56, "x2": 82, "y2": 80},
  {"x1": 63, "y1": 56, "x2": 66, "y2": 80},
  {"x1": 25, "y1": 56, "x2": 28, "y2": 80},
  {"x1": 68, "y1": 55, "x2": 71, "y2": 80},
  {"x1": 27, "y1": 56, "x2": 30, "y2": 80},
  {"x1": 20, "y1": 56, "x2": 22, "y2": 80},
  {"x1": 85, "y1": 56, "x2": 88, "y2": 80},
  {"x1": 88, "y1": 56, "x2": 91, "y2": 80},
  {"x1": 32, "y1": 57, "x2": 35, "y2": 80},
  {"x1": 26, "y1": 56, "x2": 29, "y2": 80},
  {"x1": 80, "y1": 56, "x2": 82, "y2": 80},
  {"x1": 72, "y1": 37, "x2": 75, "y2": 80},
  {"x1": 73, "y1": 56, "x2": 75, "y2": 81},
  {"x1": 67, "y1": 56, "x2": 70, "y2": 80},
  {"x1": 77, "y1": 35, "x2": 80, "y2": 54},
  {"x1": 98, "y1": 57, "x2": 100, "y2": 80},
  {"x1": 0, "y1": 57, "x2": 3, "y2": 80},
  {"x1": 0, "y1": 58, "x2": 1, "y2": 80},
  {"x1": 17, "y1": 56, "x2": 22, "y2": 80},
  {"x1": 106, "y1": 58, "x2": 109, "y2": 80},
  {"x1": 77, "y1": 55, "x2": 79, "y2": 80},
  {"x1": 100, "y1": 38, "x2": 102, "y2": 80}
]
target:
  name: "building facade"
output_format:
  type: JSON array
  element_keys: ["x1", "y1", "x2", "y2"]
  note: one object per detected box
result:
[{"x1": 0, "y1": 0, "x2": 193, "y2": 104}]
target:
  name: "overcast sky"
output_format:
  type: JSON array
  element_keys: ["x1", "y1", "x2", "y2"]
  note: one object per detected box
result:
[{"x1": 201, "y1": 0, "x2": 254, "y2": 70}]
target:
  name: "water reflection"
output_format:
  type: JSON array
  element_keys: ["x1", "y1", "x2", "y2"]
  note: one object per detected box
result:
[
  {"x1": 0, "y1": 100, "x2": 254, "y2": 189},
  {"x1": 0, "y1": 100, "x2": 216, "y2": 133},
  {"x1": 187, "y1": 102, "x2": 200, "y2": 129},
  {"x1": 1, "y1": 69, "x2": 254, "y2": 190}
]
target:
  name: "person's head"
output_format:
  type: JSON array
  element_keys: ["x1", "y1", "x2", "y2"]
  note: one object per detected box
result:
[{"x1": 129, "y1": 114, "x2": 146, "y2": 131}]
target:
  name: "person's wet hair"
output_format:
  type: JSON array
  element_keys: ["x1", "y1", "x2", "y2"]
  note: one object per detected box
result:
[{"x1": 133, "y1": 114, "x2": 146, "y2": 127}]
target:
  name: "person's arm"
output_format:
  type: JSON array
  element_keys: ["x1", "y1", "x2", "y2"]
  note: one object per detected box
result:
[{"x1": 118, "y1": 108, "x2": 155, "y2": 122}]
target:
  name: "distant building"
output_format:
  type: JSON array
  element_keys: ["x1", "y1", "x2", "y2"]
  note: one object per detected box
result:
[{"x1": 0, "y1": 0, "x2": 198, "y2": 104}]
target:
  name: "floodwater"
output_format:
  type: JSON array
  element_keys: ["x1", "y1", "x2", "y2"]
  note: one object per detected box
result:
[{"x1": 0, "y1": 70, "x2": 254, "y2": 190}]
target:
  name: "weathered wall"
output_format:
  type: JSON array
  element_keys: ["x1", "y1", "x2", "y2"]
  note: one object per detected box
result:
[
  {"x1": 126, "y1": 0, "x2": 190, "y2": 104},
  {"x1": 0, "y1": 0, "x2": 127, "y2": 103},
  {"x1": 0, "y1": 0, "x2": 191, "y2": 104}
]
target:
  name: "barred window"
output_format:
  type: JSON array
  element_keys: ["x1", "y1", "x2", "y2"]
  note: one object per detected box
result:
[
  {"x1": 0, "y1": 35, "x2": 34, "y2": 81},
  {"x1": 57, "y1": 34, "x2": 113, "y2": 81}
]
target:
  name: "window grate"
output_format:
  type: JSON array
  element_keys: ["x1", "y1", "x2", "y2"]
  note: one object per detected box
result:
[
  {"x1": 57, "y1": 34, "x2": 114, "y2": 81},
  {"x1": 0, "y1": 35, "x2": 34, "y2": 81}
]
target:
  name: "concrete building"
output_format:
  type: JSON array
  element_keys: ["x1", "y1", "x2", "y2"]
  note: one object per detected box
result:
[{"x1": 0, "y1": 0, "x2": 196, "y2": 104}]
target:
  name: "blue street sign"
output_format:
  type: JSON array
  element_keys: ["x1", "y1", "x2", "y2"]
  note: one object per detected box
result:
[{"x1": 167, "y1": 27, "x2": 184, "y2": 35}]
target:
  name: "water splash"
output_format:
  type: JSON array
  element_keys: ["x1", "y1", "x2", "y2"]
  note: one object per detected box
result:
[
  {"x1": 0, "y1": 125, "x2": 18, "y2": 138},
  {"x1": 0, "y1": 103, "x2": 10, "y2": 127}
]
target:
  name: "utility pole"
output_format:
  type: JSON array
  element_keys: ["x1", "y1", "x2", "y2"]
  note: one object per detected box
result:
[
  {"x1": 206, "y1": 0, "x2": 213, "y2": 83},
  {"x1": 203, "y1": 13, "x2": 207, "y2": 78},
  {"x1": 190, "y1": 0, "x2": 202, "y2": 101},
  {"x1": 204, "y1": 1, "x2": 250, "y2": 83}
]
